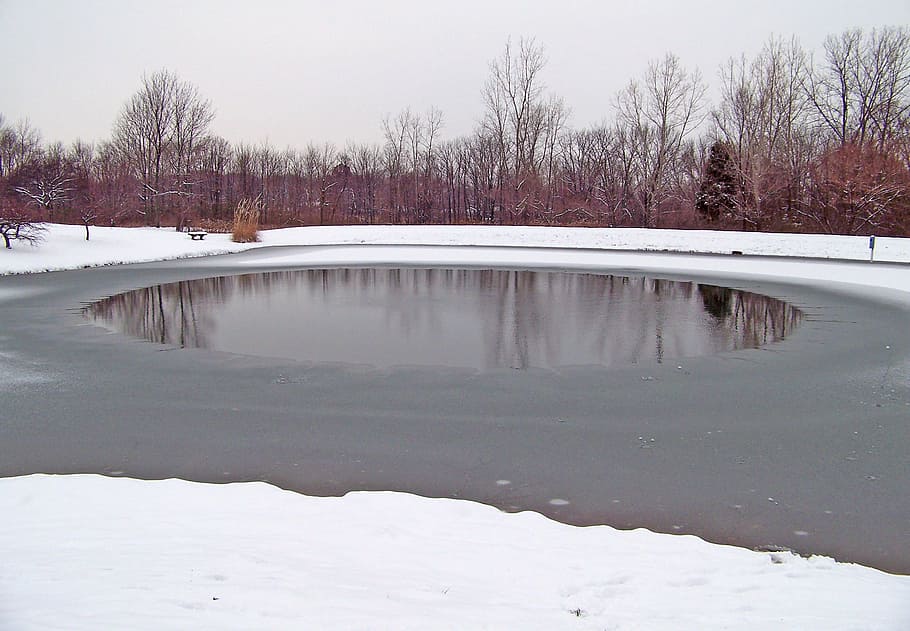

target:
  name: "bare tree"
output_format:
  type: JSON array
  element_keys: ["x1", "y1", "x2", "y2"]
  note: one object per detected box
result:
[
  {"x1": 0, "y1": 114, "x2": 11, "y2": 177},
  {"x1": 799, "y1": 143, "x2": 908, "y2": 234},
  {"x1": 617, "y1": 53, "x2": 707, "y2": 227},
  {"x1": 403, "y1": 109, "x2": 423, "y2": 220},
  {"x1": 382, "y1": 111, "x2": 409, "y2": 222},
  {"x1": 12, "y1": 145, "x2": 75, "y2": 213},
  {"x1": 231, "y1": 142, "x2": 256, "y2": 201},
  {"x1": 199, "y1": 135, "x2": 232, "y2": 219},
  {"x1": 348, "y1": 142, "x2": 384, "y2": 223},
  {"x1": 394, "y1": 106, "x2": 445, "y2": 222},
  {"x1": 92, "y1": 140, "x2": 134, "y2": 226},
  {"x1": 66, "y1": 140, "x2": 100, "y2": 240},
  {"x1": 254, "y1": 142, "x2": 284, "y2": 225},
  {"x1": 808, "y1": 27, "x2": 910, "y2": 149},
  {"x1": 483, "y1": 37, "x2": 548, "y2": 179},
  {"x1": 482, "y1": 38, "x2": 568, "y2": 221},
  {"x1": 712, "y1": 37, "x2": 814, "y2": 229},
  {"x1": 13, "y1": 171, "x2": 73, "y2": 211},
  {"x1": 0, "y1": 117, "x2": 42, "y2": 177},
  {"x1": 540, "y1": 95, "x2": 568, "y2": 216},
  {"x1": 0, "y1": 196, "x2": 45, "y2": 249},
  {"x1": 862, "y1": 27, "x2": 910, "y2": 149},
  {"x1": 113, "y1": 71, "x2": 176, "y2": 225},
  {"x1": 172, "y1": 80, "x2": 215, "y2": 180},
  {"x1": 112, "y1": 70, "x2": 214, "y2": 227},
  {"x1": 421, "y1": 107, "x2": 444, "y2": 221},
  {"x1": 303, "y1": 143, "x2": 338, "y2": 224}
]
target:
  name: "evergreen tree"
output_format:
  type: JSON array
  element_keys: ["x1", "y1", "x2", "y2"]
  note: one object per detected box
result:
[{"x1": 695, "y1": 141, "x2": 737, "y2": 221}]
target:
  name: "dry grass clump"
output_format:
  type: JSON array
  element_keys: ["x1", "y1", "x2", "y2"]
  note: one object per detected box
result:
[{"x1": 231, "y1": 198, "x2": 260, "y2": 243}]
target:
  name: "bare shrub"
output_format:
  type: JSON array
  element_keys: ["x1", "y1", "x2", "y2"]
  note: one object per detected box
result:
[{"x1": 0, "y1": 200, "x2": 46, "y2": 249}]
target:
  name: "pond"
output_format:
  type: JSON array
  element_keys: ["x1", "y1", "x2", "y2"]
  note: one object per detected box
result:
[{"x1": 84, "y1": 268, "x2": 802, "y2": 370}]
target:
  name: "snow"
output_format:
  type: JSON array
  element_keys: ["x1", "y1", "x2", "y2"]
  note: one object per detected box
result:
[
  {"x1": 2, "y1": 223, "x2": 910, "y2": 630},
  {"x1": 2, "y1": 474, "x2": 909, "y2": 631},
  {"x1": 2, "y1": 223, "x2": 909, "y2": 277}
]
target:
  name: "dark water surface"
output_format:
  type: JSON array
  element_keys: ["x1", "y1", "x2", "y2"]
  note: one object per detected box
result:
[{"x1": 85, "y1": 268, "x2": 802, "y2": 369}]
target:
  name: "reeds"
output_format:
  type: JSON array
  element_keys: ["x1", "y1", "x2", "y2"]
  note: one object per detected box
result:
[{"x1": 231, "y1": 198, "x2": 260, "y2": 243}]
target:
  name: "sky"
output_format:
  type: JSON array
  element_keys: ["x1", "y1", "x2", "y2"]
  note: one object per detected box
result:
[{"x1": 2, "y1": 0, "x2": 909, "y2": 149}]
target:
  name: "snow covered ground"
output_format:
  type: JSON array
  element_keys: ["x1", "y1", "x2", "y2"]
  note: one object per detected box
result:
[
  {"x1": 3, "y1": 474, "x2": 909, "y2": 631},
  {"x1": 2, "y1": 222, "x2": 909, "y2": 276},
  {"x1": 1, "y1": 223, "x2": 909, "y2": 630}
]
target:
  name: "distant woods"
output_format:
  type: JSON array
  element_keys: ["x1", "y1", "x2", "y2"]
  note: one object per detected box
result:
[{"x1": 2, "y1": 27, "x2": 910, "y2": 238}]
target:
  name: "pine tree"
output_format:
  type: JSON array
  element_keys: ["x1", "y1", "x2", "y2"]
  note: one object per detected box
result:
[{"x1": 695, "y1": 141, "x2": 737, "y2": 222}]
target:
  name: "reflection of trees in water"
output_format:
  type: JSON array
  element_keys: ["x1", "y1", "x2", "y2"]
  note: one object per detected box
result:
[
  {"x1": 487, "y1": 274, "x2": 705, "y2": 368},
  {"x1": 84, "y1": 269, "x2": 802, "y2": 368},
  {"x1": 85, "y1": 277, "x2": 233, "y2": 348},
  {"x1": 700, "y1": 285, "x2": 733, "y2": 320},
  {"x1": 698, "y1": 284, "x2": 802, "y2": 351}
]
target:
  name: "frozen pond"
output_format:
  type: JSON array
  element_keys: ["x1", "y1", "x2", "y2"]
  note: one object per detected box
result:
[
  {"x1": 3, "y1": 248, "x2": 907, "y2": 571},
  {"x1": 85, "y1": 268, "x2": 802, "y2": 369}
]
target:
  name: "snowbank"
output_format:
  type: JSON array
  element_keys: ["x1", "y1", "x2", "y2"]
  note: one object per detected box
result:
[
  {"x1": 2, "y1": 474, "x2": 908, "y2": 631},
  {"x1": 2, "y1": 223, "x2": 909, "y2": 276}
]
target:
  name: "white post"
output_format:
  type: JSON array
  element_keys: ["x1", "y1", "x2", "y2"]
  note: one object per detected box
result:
[{"x1": 869, "y1": 235, "x2": 876, "y2": 262}]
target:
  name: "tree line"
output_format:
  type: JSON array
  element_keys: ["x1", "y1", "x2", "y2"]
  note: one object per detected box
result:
[{"x1": 2, "y1": 27, "x2": 909, "y2": 245}]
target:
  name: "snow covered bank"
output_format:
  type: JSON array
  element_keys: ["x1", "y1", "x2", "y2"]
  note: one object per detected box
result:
[
  {"x1": 2, "y1": 474, "x2": 908, "y2": 631},
  {"x1": 2, "y1": 224, "x2": 910, "y2": 629},
  {"x1": 1, "y1": 223, "x2": 909, "y2": 276}
]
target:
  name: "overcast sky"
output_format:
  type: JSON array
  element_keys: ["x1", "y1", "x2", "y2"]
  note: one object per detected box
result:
[{"x1": 2, "y1": 0, "x2": 909, "y2": 149}]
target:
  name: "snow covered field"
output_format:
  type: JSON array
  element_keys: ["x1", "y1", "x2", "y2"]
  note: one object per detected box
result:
[
  {"x1": 1, "y1": 223, "x2": 909, "y2": 630},
  {"x1": 2, "y1": 222, "x2": 910, "y2": 276}
]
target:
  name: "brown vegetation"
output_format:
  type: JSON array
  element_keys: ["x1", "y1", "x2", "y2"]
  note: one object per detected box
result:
[{"x1": 231, "y1": 198, "x2": 260, "y2": 243}]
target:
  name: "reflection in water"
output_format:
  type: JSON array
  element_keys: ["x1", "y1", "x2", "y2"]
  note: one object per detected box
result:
[{"x1": 85, "y1": 269, "x2": 802, "y2": 370}]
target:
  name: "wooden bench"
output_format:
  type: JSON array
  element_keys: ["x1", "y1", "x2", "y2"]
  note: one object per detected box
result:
[{"x1": 188, "y1": 230, "x2": 208, "y2": 240}]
